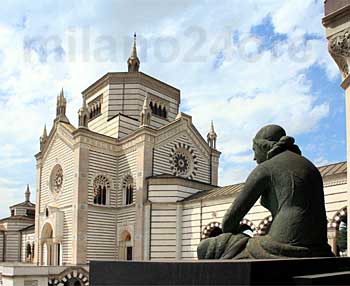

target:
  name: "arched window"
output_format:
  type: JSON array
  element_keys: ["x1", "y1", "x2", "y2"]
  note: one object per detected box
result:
[
  {"x1": 126, "y1": 184, "x2": 133, "y2": 205},
  {"x1": 31, "y1": 243, "x2": 35, "y2": 261},
  {"x1": 26, "y1": 243, "x2": 32, "y2": 261},
  {"x1": 93, "y1": 175, "x2": 110, "y2": 206},
  {"x1": 88, "y1": 95, "x2": 102, "y2": 120},
  {"x1": 122, "y1": 175, "x2": 134, "y2": 206},
  {"x1": 149, "y1": 100, "x2": 167, "y2": 119}
]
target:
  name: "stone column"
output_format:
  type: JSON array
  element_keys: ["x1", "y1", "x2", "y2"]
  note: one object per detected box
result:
[
  {"x1": 323, "y1": 2, "x2": 350, "y2": 256},
  {"x1": 327, "y1": 227, "x2": 338, "y2": 255},
  {"x1": 134, "y1": 134, "x2": 154, "y2": 260},
  {"x1": 210, "y1": 150, "x2": 220, "y2": 186},
  {"x1": 143, "y1": 202, "x2": 151, "y2": 260},
  {"x1": 176, "y1": 203, "x2": 183, "y2": 260},
  {"x1": 34, "y1": 156, "x2": 42, "y2": 265},
  {"x1": 72, "y1": 134, "x2": 89, "y2": 265}
]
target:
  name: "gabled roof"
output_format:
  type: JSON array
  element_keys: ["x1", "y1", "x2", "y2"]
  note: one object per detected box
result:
[
  {"x1": 184, "y1": 161, "x2": 347, "y2": 202},
  {"x1": 9, "y1": 201, "x2": 35, "y2": 209}
]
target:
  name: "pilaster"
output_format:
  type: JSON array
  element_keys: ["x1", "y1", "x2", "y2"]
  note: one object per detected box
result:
[
  {"x1": 176, "y1": 203, "x2": 183, "y2": 260},
  {"x1": 210, "y1": 150, "x2": 220, "y2": 186},
  {"x1": 71, "y1": 137, "x2": 89, "y2": 265},
  {"x1": 134, "y1": 134, "x2": 154, "y2": 260},
  {"x1": 34, "y1": 156, "x2": 42, "y2": 265}
]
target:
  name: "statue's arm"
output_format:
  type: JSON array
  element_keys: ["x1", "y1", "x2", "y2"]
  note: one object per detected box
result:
[{"x1": 222, "y1": 166, "x2": 269, "y2": 233}]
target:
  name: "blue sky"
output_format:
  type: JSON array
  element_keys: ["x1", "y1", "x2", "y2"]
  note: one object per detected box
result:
[{"x1": 0, "y1": 0, "x2": 345, "y2": 217}]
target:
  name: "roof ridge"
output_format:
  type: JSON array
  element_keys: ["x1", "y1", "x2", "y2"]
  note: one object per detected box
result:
[{"x1": 317, "y1": 161, "x2": 346, "y2": 169}]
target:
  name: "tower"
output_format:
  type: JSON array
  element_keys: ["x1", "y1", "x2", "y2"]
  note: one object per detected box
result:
[
  {"x1": 207, "y1": 121, "x2": 217, "y2": 149},
  {"x1": 140, "y1": 94, "x2": 152, "y2": 126},
  {"x1": 127, "y1": 33, "x2": 140, "y2": 72},
  {"x1": 39, "y1": 125, "x2": 48, "y2": 150},
  {"x1": 78, "y1": 96, "x2": 89, "y2": 128},
  {"x1": 25, "y1": 184, "x2": 30, "y2": 202},
  {"x1": 55, "y1": 88, "x2": 69, "y2": 123}
]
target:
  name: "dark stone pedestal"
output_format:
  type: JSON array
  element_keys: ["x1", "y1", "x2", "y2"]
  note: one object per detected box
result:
[{"x1": 90, "y1": 257, "x2": 350, "y2": 286}]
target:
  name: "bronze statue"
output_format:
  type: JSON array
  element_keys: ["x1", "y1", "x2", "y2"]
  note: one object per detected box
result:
[{"x1": 197, "y1": 125, "x2": 334, "y2": 259}]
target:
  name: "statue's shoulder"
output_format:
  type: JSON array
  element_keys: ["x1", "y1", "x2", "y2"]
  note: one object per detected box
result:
[{"x1": 247, "y1": 163, "x2": 271, "y2": 181}]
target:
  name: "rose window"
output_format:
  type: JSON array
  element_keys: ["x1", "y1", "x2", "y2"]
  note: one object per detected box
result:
[
  {"x1": 169, "y1": 144, "x2": 197, "y2": 179},
  {"x1": 50, "y1": 164, "x2": 63, "y2": 194},
  {"x1": 173, "y1": 152, "x2": 190, "y2": 175}
]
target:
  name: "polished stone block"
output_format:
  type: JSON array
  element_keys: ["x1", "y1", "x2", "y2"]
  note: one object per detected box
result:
[{"x1": 90, "y1": 257, "x2": 350, "y2": 285}]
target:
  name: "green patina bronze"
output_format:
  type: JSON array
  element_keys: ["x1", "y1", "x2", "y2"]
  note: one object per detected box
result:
[{"x1": 197, "y1": 125, "x2": 334, "y2": 259}]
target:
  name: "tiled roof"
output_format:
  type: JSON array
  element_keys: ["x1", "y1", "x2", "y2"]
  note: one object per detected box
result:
[
  {"x1": 318, "y1": 161, "x2": 346, "y2": 177},
  {"x1": 184, "y1": 161, "x2": 347, "y2": 202},
  {"x1": 9, "y1": 201, "x2": 35, "y2": 209},
  {"x1": 184, "y1": 183, "x2": 244, "y2": 202}
]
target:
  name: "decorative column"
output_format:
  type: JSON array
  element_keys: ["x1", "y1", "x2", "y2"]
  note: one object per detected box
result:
[
  {"x1": 34, "y1": 156, "x2": 42, "y2": 265},
  {"x1": 134, "y1": 134, "x2": 154, "y2": 260},
  {"x1": 176, "y1": 203, "x2": 183, "y2": 260},
  {"x1": 323, "y1": 0, "x2": 350, "y2": 255},
  {"x1": 327, "y1": 226, "x2": 338, "y2": 255},
  {"x1": 72, "y1": 133, "x2": 89, "y2": 265}
]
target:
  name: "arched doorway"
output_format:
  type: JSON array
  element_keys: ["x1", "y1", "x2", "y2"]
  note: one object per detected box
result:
[
  {"x1": 41, "y1": 223, "x2": 62, "y2": 266},
  {"x1": 65, "y1": 278, "x2": 83, "y2": 286},
  {"x1": 239, "y1": 219, "x2": 256, "y2": 237},
  {"x1": 256, "y1": 215, "x2": 273, "y2": 236},
  {"x1": 330, "y1": 207, "x2": 348, "y2": 256},
  {"x1": 119, "y1": 230, "x2": 133, "y2": 260},
  {"x1": 201, "y1": 222, "x2": 222, "y2": 240}
]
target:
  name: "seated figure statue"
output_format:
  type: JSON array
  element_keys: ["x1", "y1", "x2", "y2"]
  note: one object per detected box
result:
[{"x1": 197, "y1": 124, "x2": 334, "y2": 259}]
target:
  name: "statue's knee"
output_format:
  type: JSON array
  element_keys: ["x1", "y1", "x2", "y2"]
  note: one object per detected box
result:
[{"x1": 197, "y1": 239, "x2": 210, "y2": 259}]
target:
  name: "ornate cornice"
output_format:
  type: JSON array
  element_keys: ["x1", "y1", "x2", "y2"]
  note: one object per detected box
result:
[{"x1": 328, "y1": 28, "x2": 350, "y2": 77}]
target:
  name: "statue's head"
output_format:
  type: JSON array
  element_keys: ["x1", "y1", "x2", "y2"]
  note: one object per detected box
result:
[{"x1": 252, "y1": 125, "x2": 286, "y2": 164}]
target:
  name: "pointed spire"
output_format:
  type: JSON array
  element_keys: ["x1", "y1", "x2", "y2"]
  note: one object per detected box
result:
[
  {"x1": 78, "y1": 96, "x2": 89, "y2": 129},
  {"x1": 55, "y1": 88, "x2": 70, "y2": 123},
  {"x1": 140, "y1": 94, "x2": 152, "y2": 126},
  {"x1": 127, "y1": 33, "x2": 140, "y2": 72},
  {"x1": 25, "y1": 184, "x2": 30, "y2": 202},
  {"x1": 40, "y1": 124, "x2": 48, "y2": 149},
  {"x1": 43, "y1": 124, "x2": 47, "y2": 138},
  {"x1": 207, "y1": 120, "x2": 217, "y2": 149}
]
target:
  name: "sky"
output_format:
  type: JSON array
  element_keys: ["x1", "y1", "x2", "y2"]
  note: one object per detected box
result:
[{"x1": 0, "y1": 0, "x2": 346, "y2": 217}]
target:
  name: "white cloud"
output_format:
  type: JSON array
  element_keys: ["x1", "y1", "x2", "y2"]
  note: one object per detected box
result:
[{"x1": 0, "y1": 0, "x2": 341, "y2": 215}]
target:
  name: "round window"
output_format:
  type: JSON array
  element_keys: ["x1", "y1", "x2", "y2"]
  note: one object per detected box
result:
[
  {"x1": 170, "y1": 148, "x2": 194, "y2": 178},
  {"x1": 50, "y1": 164, "x2": 63, "y2": 194}
]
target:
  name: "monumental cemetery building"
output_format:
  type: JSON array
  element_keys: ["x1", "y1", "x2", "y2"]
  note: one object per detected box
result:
[{"x1": 0, "y1": 33, "x2": 349, "y2": 285}]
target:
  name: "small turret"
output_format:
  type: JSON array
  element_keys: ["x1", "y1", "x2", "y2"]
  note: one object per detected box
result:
[
  {"x1": 25, "y1": 184, "x2": 30, "y2": 202},
  {"x1": 55, "y1": 88, "x2": 70, "y2": 123},
  {"x1": 127, "y1": 33, "x2": 140, "y2": 72},
  {"x1": 78, "y1": 96, "x2": 89, "y2": 128},
  {"x1": 40, "y1": 124, "x2": 48, "y2": 149},
  {"x1": 207, "y1": 121, "x2": 217, "y2": 149},
  {"x1": 140, "y1": 94, "x2": 152, "y2": 126}
]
